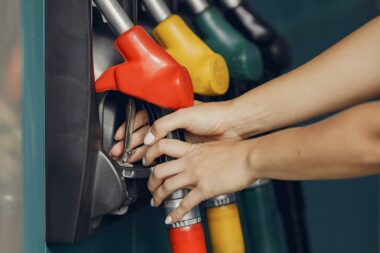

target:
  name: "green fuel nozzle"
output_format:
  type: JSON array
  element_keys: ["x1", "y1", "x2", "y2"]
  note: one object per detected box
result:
[{"x1": 185, "y1": 0, "x2": 263, "y2": 82}]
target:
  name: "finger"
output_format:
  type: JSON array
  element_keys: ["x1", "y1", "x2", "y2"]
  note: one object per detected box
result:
[
  {"x1": 130, "y1": 125, "x2": 149, "y2": 149},
  {"x1": 114, "y1": 122, "x2": 126, "y2": 141},
  {"x1": 127, "y1": 145, "x2": 149, "y2": 163},
  {"x1": 165, "y1": 189, "x2": 203, "y2": 224},
  {"x1": 143, "y1": 139, "x2": 194, "y2": 166},
  {"x1": 147, "y1": 159, "x2": 185, "y2": 193},
  {"x1": 133, "y1": 110, "x2": 149, "y2": 131},
  {"x1": 114, "y1": 110, "x2": 148, "y2": 141},
  {"x1": 152, "y1": 173, "x2": 194, "y2": 207},
  {"x1": 143, "y1": 109, "x2": 191, "y2": 145},
  {"x1": 109, "y1": 141, "x2": 124, "y2": 157}
]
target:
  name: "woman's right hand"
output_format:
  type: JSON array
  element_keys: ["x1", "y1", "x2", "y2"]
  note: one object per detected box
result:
[{"x1": 109, "y1": 100, "x2": 242, "y2": 162}]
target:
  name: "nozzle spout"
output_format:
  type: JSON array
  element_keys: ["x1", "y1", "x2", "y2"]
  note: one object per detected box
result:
[
  {"x1": 185, "y1": 0, "x2": 210, "y2": 15},
  {"x1": 143, "y1": 0, "x2": 172, "y2": 23},
  {"x1": 93, "y1": 0, "x2": 134, "y2": 35}
]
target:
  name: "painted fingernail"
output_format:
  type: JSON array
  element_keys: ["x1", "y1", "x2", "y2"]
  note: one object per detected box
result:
[
  {"x1": 149, "y1": 166, "x2": 155, "y2": 173},
  {"x1": 142, "y1": 157, "x2": 146, "y2": 166},
  {"x1": 144, "y1": 131, "x2": 155, "y2": 145},
  {"x1": 165, "y1": 215, "x2": 173, "y2": 225},
  {"x1": 150, "y1": 198, "x2": 155, "y2": 207}
]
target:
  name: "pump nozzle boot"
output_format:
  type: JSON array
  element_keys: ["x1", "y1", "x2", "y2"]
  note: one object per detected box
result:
[
  {"x1": 143, "y1": 0, "x2": 229, "y2": 96},
  {"x1": 154, "y1": 15, "x2": 229, "y2": 96},
  {"x1": 95, "y1": 26, "x2": 194, "y2": 110},
  {"x1": 186, "y1": 1, "x2": 263, "y2": 82}
]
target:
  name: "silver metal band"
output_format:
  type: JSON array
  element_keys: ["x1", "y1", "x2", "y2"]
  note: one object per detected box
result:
[
  {"x1": 184, "y1": 0, "x2": 210, "y2": 15},
  {"x1": 164, "y1": 198, "x2": 201, "y2": 228},
  {"x1": 142, "y1": 0, "x2": 172, "y2": 23},
  {"x1": 93, "y1": 0, "x2": 134, "y2": 35},
  {"x1": 170, "y1": 216, "x2": 202, "y2": 228},
  {"x1": 203, "y1": 194, "x2": 236, "y2": 207}
]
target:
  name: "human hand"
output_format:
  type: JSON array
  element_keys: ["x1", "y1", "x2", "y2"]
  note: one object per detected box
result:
[
  {"x1": 109, "y1": 109, "x2": 150, "y2": 162},
  {"x1": 144, "y1": 139, "x2": 256, "y2": 224},
  {"x1": 110, "y1": 101, "x2": 242, "y2": 162}
]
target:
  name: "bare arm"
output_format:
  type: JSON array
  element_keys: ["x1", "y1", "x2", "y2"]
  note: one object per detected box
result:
[
  {"x1": 249, "y1": 102, "x2": 380, "y2": 180},
  {"x1": 230, "y1": 16, "x2": 380, "y2": 138}
]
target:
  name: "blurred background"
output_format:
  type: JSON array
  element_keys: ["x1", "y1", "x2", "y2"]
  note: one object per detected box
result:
[
  {"x1": 0, "y1": 0, "x2": 22, "y2": 253},
  {"x1": 1, "y1": 0, "x2": 379, "y2": 252}
]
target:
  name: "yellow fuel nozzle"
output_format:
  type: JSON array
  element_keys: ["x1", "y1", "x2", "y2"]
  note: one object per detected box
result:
[
  {"x1": 205, "y1": 195, "x2": 245, "y2": 253},
  {"x1": 143, "y1": 0, "x2": 229, "y2": 96}
]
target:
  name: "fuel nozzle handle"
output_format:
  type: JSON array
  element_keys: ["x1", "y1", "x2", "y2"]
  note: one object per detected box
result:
[
  {"x1": 144, "y1": 104, "x2": 207, "y2": 253},
  {"x1": 93, "y1": 0, "x2": 134, "y2": 35}
]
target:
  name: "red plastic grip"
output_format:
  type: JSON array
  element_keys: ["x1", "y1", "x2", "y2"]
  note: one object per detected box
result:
[
  {"x1": 168, "y1": 223, "x2": 207, "y2": 253},
  {"x1": 95, "y1": 25, "x2": 194, "y2": 110}
]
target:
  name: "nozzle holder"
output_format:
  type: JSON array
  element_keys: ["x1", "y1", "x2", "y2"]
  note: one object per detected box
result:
[
  {"x1": 204, "y1": 194, "x2": 236, "y2": 208},
  {"x1": 142, "y1": 0, "x2": 172, "y2": 23}
]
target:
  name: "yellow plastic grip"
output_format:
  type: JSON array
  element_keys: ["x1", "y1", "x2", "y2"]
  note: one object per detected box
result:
[
  {"x1": 206, "y1": 204, "x2": 245, "y2": 253},
  {"x1": 153, "y1": 15, "x2": 229, "y2": 96}
]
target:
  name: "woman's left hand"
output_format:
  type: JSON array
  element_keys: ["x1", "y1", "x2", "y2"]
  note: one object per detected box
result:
[{"x1": 144, "y1": 139, "x2": 256, "y2": 224}]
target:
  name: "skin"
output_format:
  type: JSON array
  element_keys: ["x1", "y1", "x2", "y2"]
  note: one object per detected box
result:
[{"x1": 110, "y1": 16, "x2": 380, "y2": 224}]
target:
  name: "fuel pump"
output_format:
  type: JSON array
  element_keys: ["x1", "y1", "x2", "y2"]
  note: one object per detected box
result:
[
  {"x1": 142, "y1": 0, "x2": 230, "y2": 96},
  {"x1": 46, "y1": 0, "x2": 153, "y2": 242},
  {"x1": 92, "y1": 1, "x2": 207, "y2": 252},
  {"x1": 184, "y1": 0, "x2": 263, "y2": 82}
]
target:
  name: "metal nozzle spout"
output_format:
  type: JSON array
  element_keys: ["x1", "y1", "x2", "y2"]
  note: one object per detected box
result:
[
  {"x1": 93, "y1": 0, "x2": 134, "y2": 35},
  {"x1": 142, "y1": 0, "x2": 172, "y2": 23},
  {"x1": 185, "y1": 0, "x2": 210, "y2": 15}
]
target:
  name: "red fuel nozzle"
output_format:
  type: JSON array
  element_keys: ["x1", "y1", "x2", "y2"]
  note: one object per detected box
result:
[
  {"x1": 95, "y1": 25, "x2": 194, "y2": 110},
  {"x1": 168, "y1": 223, "x2": 207, "y2": 253}
]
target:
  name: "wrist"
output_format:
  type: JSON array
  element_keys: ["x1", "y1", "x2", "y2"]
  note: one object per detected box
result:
[
  {"x1": 241, "y1": 139, "x2": 264, "y2": 184},
  {"x1": 226, "y1": 96, "x2": 269, "y2": 139}
]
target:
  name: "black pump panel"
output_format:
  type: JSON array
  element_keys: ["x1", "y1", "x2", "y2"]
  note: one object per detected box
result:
[{"x1": 45, "y1": 0, "x2": 149, "y2": 243}]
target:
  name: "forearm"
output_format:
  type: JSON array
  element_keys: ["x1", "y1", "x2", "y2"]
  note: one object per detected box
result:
[
  {"x1": 228, "y1": 16, "x2": 380, "y2": 138},
  {"x1": 246, "y1": 102, "x2": 380, "y2": 181}
]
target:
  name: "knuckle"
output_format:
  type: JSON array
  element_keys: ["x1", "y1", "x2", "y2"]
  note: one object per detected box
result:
[
  {"x1": 196, "y1": 182, "x2": 208, "y2": 194},
  {"x1": 156, "y1": 140, "x2": 165, "y2": 152},
  {"x1": 162, "y1": 181, "x2": 171, "y2": 192},
  {"x1": 178, "y1": 200, "x2": 189, "y2": 211},
  {"x1": 152, "y1": 166, "x2": 162, "y2": 180}
]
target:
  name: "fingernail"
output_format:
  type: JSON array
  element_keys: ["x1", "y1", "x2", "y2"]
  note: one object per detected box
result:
[
  {"x1": 144, "y1": 131, "x2": 155, "y2": 145},
  {"x1": 149, "y1": 166, "x2": 155, "y2": 173},
  {"x1": 165, "y1": 215, "x2": 173, "y2": 225},
  {"x1": 142, "y1": 157, "x2": 146, "y2": 166},
  {"x1": 150, "y1": 198, "x2": 155, "y2": 207}
]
